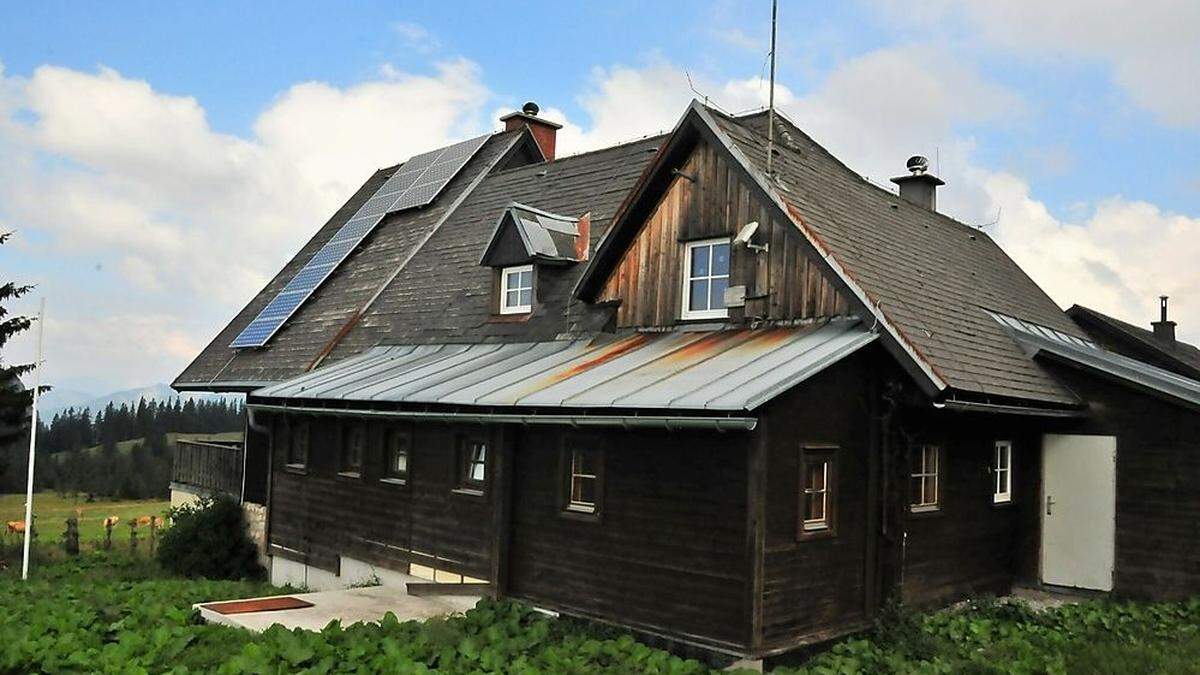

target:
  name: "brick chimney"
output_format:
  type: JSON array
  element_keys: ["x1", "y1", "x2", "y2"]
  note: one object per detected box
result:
[
  {"x1": 890, "y1": 155, "x2": 945, "y2": 211},
  {"x1": 500, "y1": 101, "x2": 562, "y2": 161},
  {"x1": 1152, "y1": 295, "x2": 1177, "y2": 344}
]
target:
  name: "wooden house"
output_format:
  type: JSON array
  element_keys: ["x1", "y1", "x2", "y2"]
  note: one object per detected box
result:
[{"x1": 174, "y1": 101, "x2": 1200, "y2": 660}]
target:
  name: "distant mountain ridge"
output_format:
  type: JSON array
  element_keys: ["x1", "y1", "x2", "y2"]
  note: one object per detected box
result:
[{"x1": 39, "y1": 383, "x2": 241, "y2": 418}]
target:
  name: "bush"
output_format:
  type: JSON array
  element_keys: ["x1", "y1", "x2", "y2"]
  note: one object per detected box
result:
[{"x1": 156, "y1": 495, "x2": 264, "y2": 580}]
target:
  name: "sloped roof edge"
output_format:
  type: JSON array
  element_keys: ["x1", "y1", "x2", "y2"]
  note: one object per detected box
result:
[{"x1": 992, "y1": 310, "x2": 1200, "y2": 411}]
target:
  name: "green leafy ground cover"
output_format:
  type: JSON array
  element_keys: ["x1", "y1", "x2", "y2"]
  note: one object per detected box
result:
[
  {"x1": 1, "y1": 549, "x2": 1197, "y2": 674},
  {"x1": 775, "y1": 597, "x2": 1200, "y2": 675}
]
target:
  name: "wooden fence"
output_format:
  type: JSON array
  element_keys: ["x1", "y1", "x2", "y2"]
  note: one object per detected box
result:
[{"x1": 172, "y1": 439, "x2": 244, "y2": 498}]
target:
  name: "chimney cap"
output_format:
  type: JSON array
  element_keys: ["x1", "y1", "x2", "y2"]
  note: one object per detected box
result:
[
  {"x1": 906, "y1": 155, "x2": 929, "y2": 174},
  {"x1": 499, "y1": 102, "x2": 563, "y2": 129}
]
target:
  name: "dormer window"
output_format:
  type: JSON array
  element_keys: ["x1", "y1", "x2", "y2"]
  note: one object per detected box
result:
[
  {"x1": 479, "y1": 203, "x2": 587, "y2": 318},
  {"x1": 500, "y1": 264, "x2": 534, "y2": 314},
  {"x1": 681, "y1": 238, "x2": 730, "y2": 320}
]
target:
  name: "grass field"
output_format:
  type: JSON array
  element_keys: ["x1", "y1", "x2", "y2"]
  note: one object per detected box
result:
[{"x1": 0, "y1": 492, "x2": 170, "y2": 544}]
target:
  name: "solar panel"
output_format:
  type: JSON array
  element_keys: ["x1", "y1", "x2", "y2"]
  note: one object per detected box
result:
[{"x1": 229, "y1": 133, "x2": 491, "y2": 348}]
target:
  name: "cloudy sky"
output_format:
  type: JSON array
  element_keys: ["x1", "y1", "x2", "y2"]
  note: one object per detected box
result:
[{"x1": 2, "y1": 1, "x2": 1198, "y2": 394}]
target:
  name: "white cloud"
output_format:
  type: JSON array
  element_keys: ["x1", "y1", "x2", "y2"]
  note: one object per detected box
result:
[
  {"x1": 1, "y1": 60, "x2": 491, "y2": 391},
  {"x1": 986, "y1": 173, "x2": 1200, "y2": 339},
  {"x1": 876, "y1": 0, "x2": 1200, "y2": 128},
  {"x1": 392, "y1": 22, "x2": 440, "y2": 54},
  {"x1": 548, "y1": 61, "x2": 794, "y2": 155}
]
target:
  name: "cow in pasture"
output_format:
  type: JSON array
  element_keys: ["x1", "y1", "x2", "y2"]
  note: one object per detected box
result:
[
  {"x1": 102, "y1": 516, "x2": 120, "y2": 529},
  {"x1": 5, "y1": 521, "x2": 25, "y2": 538}
]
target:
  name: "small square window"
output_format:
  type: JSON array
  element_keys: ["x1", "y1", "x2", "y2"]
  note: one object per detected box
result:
[
  {"x1": 288, "y1": 418, "x2": 310, "y2": 468},
  {"x1": 681, "y1": 238, "x2": 731, "y2": 320},
  {"x1": 993, "y1": 440, "x2": 1013, "y2": 504},
  {"x1": 340, "y1": 423, "x2": 365, "y2": 476},
  {"x1": 499, "y1": 265, "x2": 534, "y2": 314},
  {"x1": 798, "y1": 447, "x2": 837, "y2": 539},
  {"x1": 910, "y1": 444, "x2": 940, "y2": 512},
  {"x1": 384, "y1": 427, "x2": 411, "y2": 482},
  {"x1": 563, "y1": 446, "x2": 602, "y2": 516},
  {"x1": 458, "y1": 438, "x2": 488, "y2": 490}
]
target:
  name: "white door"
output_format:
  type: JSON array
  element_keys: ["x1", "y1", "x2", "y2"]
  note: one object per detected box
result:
[{"x1": 1041, "y1": 434, "x2": 1116, "y2": 591}]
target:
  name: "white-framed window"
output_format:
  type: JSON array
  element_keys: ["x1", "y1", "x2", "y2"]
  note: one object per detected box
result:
[
  {"x1": 499, "y1": 264, "x2": 534, "y2": 314},
  {"x1": 910, "y1": 444, "x2": 940, "y2": 512},
  {"x1": 566, "y1": 448, "x2": 599, "y2": 514},
  {"x1": 993, "y1": 440, "x2": 1013, "y2": 504},
  {"x1": 681, "y1": 238, "x2": 731, "y2": 320},
  {"x1": 803, "y1": 460, "x2": 829, "y2": 531}
]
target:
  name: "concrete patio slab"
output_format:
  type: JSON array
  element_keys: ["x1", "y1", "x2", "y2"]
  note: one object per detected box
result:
[{"x1": 197, "y1": 583, "x2": 483, "y2": 632}]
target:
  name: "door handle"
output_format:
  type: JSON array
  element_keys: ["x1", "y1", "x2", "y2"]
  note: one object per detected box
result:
[{"x1": 1046, "y1": 495, "x2": 1055, "y2": 516}]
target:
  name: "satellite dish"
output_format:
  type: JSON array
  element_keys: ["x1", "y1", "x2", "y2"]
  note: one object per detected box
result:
[{"x1": 734, "y1": 221, "x2": 760, "y2": 246}]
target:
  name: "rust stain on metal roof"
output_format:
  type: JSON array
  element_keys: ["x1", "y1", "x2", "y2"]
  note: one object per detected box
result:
[{"x1": 540, "y1": 333, "x2": 651, "y2": 386}]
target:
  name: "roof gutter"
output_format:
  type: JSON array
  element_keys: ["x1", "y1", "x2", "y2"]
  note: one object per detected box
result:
[
  {"x1": 933, "y1": 398, "x2": 1084, "y2": 418},
  {"x1": 246, "y1": 402, "x2": 757, "y2": 431}
]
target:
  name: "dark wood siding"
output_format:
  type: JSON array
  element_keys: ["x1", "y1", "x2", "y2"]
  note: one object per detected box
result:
[
  {"x1": 757, "y1": 350, "x2": 877, "y2": 651},
  {"x1": 597, "y1": 141, "x2": 846, "y2": 327},
  {"x1": 507, "y1": 425, "x2": 753, "y2": 651},
  {"x1": 1044, "y1": 364, "x2": 1200, "y2": 600},
  {"x1": 267, "y1": 415, "x2": 496, "y2": 580},
  {"x1": 894, "y1": 412, "x2": 1040, "y2": 607}
]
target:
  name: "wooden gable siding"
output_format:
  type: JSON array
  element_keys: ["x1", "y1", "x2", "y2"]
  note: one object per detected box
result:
[{"x1": 598, "y1": 141, "x2": 846, "y2": 328}]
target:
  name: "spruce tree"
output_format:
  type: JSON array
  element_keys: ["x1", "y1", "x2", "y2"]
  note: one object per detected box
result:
[{"x1": 0, "y1": 232, "x2": 37, "y2": 492}]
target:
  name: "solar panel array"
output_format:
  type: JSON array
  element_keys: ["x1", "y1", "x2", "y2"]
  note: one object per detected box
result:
[{"x1": 230, "y1": 133, "x2": 491, "y2": 348}]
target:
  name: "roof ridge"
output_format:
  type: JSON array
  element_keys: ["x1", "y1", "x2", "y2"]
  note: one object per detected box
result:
[{"x1": 488, "y1": 133, "x2": 668, "y2": 178}]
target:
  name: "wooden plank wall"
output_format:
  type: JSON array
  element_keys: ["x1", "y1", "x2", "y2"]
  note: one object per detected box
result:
[
  {"x1": 267, "y1": 415, "x2": 496, "y2": 581},
  {"x1": 1044, "y1": 364, "x2": 1200, "y2": 600},
  {"x1": 758, "y1": 350, "x2": 876, "y2": 650},
  {"x1": 506, "y1": 425, "x2": 753, "y2": 651},
  {"x1": 598, "y1": 141, "x2": 847, "y2": 328},
  {"x1": 895, "y1": 413, "x2": 1040, "y2": 608}
]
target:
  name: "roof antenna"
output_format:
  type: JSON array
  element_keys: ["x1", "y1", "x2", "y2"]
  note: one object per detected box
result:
[
  {"x1": 766, "y1": 0, "x2": 778, "y2": 175},
  {"x1": 980, "y1": 206, "x2": 1002, "y2": 230},
  {"x1": 685, "y1": 71, "x2": 709, "y2": 107}
]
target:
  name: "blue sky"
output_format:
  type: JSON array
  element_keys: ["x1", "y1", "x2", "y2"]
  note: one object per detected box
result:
[{"x1": 2, "y1": 1, "x2": 1198, "y2": 393}]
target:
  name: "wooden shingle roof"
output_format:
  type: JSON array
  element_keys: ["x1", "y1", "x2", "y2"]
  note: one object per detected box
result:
[{"x1": 705, "y1": 108, "x2": 1085, "y2": 406}]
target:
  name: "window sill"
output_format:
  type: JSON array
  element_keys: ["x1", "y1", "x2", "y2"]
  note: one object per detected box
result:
[
  {"x1": 451, "y1": 487, "x2": 485, "y2": 498},
  {"x1": 379, "y1": 477, "x2": 408, "y2": 487},
  {"x1": 283, "y1": 465, "x2": 308, "y2": 475},
  {"x1": 798, "y1": 525, "x2": 836, "y2": 541},
  {"x1": 336, "y1": 471, "x2": 362, "y2": 480},
  {"x1": 561, "y1": 505, "x2": 601, "y2": 523},
  {"x1": 908, "y1": 504, "x2": 941, "y2": 518},
  {"x1": 488, "y1": 312, "x2": 534, "y2": 323},
  {"x1": 679, "y1": 312, "x2": 730, "y2": 323}
]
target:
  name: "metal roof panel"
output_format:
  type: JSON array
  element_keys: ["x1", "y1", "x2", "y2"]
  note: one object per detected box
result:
[{"x1": 251, "y1": 321, "x2": 877, "y2": 412}]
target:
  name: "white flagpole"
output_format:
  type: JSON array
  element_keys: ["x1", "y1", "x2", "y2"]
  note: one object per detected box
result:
[{"x1": 21, "y1": 298, "x2": 45, "y2": 581}]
